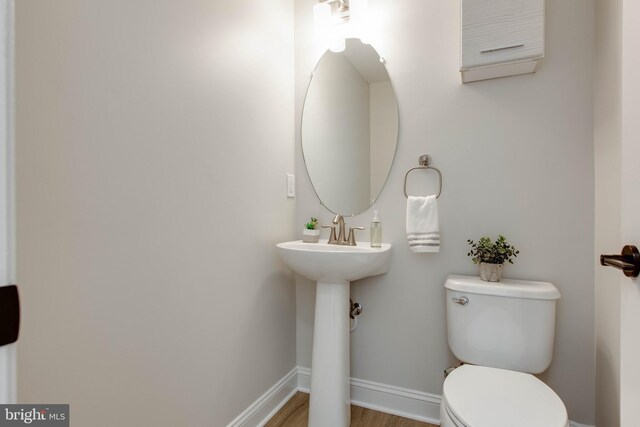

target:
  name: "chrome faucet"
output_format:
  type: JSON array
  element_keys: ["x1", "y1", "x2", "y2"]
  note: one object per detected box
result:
[{"x1": 321, "y1": 215, "x2": 365, "y2": 246}]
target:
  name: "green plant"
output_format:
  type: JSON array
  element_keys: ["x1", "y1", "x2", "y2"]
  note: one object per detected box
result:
[
  {"x1": 467, "y1": 235, "x2": 519, "y2": 265},
  {"x1": 305, "y1": 217, "x2": 319, "y2": 230}
]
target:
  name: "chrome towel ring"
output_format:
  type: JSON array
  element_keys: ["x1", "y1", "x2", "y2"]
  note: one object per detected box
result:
[{"x1": 403, "y1": 154, "x2": 443, "y2": 199}]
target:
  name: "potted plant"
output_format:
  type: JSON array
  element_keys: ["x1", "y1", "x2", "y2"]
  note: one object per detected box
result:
[
  {"x1": 467, "y1": 235, "x2": 519, "y2": 282},
  {"x1": 303, "y1": 217, "x2": 320, "y2": 243}
]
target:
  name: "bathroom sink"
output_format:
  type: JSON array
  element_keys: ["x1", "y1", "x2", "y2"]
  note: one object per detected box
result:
[
  {"x1": 276, "y1": 239, "x2": 391, "y2": 427},
  {"x1": 276, "y1": 240, "x2": 391, "y2": 283}
]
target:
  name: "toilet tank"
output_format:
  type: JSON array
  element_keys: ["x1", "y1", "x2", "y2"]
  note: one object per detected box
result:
[{"x1": 445, "y1": 275, "x2": 561, "y2": 374}]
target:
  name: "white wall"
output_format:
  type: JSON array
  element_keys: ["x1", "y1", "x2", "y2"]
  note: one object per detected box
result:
[
  {"x1": 15, "y1": 1, "x2": 295, "y2": 426},
  {"x1": 295, "y1": 0, "x2": 595, "y2": 424},
  {"x1": 594, "y1": 0, "x2": 622, "y2": 424},
  {"x1": 303, "y1": 52, "x2": 370, "y2": 215}
]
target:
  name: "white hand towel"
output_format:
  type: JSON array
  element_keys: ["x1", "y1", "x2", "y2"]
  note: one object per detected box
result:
[{"x1": 406, "y1": 195, "x2": 440, "y2": 253}]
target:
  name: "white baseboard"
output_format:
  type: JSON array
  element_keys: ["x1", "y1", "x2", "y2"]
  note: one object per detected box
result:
[
  {"x1": 350, "y1": 377, "x2": 441, "y2": 424},
  {"x1": 229, "y1": 365, "x2": 594, "y2": 427},
  {"x1": 297, "y1": 366, "x2": 441, "y2": 425},
  {"x1": 296, "y1": 366, "x2": 311, "y2": 392},
  {"x1": 225, "y1": 367, "x2": 298, "y2": 427}
]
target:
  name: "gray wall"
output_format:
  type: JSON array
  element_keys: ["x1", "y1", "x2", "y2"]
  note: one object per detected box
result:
[
  {"x1": 15, "y1": 1, "x2": 296, "y2": 426},
  {"x1": 295, "y1": 0, "x2": 595, "y2": 424}
]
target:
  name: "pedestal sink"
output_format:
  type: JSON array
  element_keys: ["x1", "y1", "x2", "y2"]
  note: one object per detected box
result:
[{"x1": 276, "y1": 240, "x2": 392, "y2": 427}]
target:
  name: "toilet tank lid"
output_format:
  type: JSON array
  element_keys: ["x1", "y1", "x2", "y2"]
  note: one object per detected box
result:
[{"x1": 445, "y1": 275, "x2": 561, "y2": 300}]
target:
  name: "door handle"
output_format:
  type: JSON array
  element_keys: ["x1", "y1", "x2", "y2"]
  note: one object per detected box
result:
[{"x1": 600, "y1": 245, "x2": 640, "y2": 277}]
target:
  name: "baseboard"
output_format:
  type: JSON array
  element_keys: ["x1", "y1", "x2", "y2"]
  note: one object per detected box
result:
[
  {"x1": 296, "y1": 366, "x2": 441, "y2": 425},
  {"x1": 225, "y1": 367, "x2": 298, "y2": 427},
  {"x1": 296, "y1": 366, "x2": 312, "y2": 392},
  {"x1": 229, "y1": 366, "x2": 594, "y2": 427}
]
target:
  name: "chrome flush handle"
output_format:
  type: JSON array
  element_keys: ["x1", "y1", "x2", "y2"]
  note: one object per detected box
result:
[{"x1": 452, "y1": 296, "x2": 469, "y2": 306}]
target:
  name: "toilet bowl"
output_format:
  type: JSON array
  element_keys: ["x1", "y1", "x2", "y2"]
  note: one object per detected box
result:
[
  {"x1": 442, "y1": 275, "x2": 568, "y2": 427},
  {"x1": 439, "y1": 365, "x2": 568, "y2": 427}
]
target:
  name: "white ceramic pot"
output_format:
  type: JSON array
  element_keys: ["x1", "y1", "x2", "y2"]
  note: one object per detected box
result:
[
  {"x1": 479, "y1": 262, "x2": 503, "y2": 282},
  {"x1": 302, "y1": 229, "x2": 320, "y2": 243}
]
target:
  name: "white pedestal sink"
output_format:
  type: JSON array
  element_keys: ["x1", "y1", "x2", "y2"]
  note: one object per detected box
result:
[{"x1": 276, "y1": 240, "x2": 392, "y2": 427}]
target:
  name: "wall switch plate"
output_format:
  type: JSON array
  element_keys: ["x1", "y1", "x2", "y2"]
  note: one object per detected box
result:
[{"x1": 286, "y1": 174, "x2": 295, "y2": 198}]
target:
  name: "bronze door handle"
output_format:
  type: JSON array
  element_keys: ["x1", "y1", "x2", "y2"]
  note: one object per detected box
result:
[{"x1": 600, "y1": 245, "x2": 640, "y2": 277}]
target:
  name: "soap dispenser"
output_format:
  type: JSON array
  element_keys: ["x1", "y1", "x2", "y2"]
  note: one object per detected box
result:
[{"x1": 370, "y1": 210, "x2": 382, "y2": 248}]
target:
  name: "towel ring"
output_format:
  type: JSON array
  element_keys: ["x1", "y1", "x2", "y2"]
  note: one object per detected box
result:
[{"x1": 403, "y1": 155, "x2": 443, "y2": 199}]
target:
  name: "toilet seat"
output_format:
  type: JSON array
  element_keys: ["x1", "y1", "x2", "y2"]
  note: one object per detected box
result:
[{"x1": 442, "y1": 365, "x2": 568, "y2": 427}]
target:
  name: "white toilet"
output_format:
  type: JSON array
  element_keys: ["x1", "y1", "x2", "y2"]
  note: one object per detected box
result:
[{"x1": 440, "y1": 275, "x2": 569, "y2": 427}]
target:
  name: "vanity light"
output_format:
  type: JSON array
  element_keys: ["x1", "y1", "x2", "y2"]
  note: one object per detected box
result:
[
  {"x1": 313, "y1": 1, "x2": 331, "y2": 54},
  {"x1": 349, "y1": 0, "x2": 369, "y2": 45},
  {"x1": 329, "y1": 25, "x2": 346, "y2": 53},
  {"x1": 313, "y1": 0, "x2": 369, "y2": 54}
]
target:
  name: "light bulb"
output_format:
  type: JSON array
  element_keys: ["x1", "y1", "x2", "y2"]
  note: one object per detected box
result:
[
  {"x1": 313, "y1": 2, "x2": 331, "y2": 56},
  {"x1": 313, "y1": 2, "x2": 331, "y2": 29},
  {"x1": 329, "y1": 35, "x2": 346, "y2": 52},
  {"x1": 349, "y1": 0, "x2": 369, "y2": 44}
]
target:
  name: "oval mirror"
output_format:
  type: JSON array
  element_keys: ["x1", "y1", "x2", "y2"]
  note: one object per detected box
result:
[{"x1": 302, "y1": 39, "x2": 399, "y2": 216}]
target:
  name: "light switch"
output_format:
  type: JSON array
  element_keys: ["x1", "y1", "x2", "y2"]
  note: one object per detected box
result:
[{"x1": 286, "y1": 174, "x2": 295, "y2": 198}]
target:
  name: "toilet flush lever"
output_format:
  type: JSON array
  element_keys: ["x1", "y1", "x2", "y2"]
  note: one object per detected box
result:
[{"x1": 452, "y1": 296, "x2": 469, "y2": 306}]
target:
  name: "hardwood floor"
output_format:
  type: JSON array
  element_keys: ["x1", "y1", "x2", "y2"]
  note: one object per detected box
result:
[{"x1": 265, "y1": 392, "x2": 438, "y2": 427}]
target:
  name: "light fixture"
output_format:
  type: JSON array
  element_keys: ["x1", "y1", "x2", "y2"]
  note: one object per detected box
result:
[
  {"x1": 313, "y1": 1, "x2": 331, "y2": 55},
  {"x1": 313, "y1": 0, "x2": 369, "y2": 55},
  {"x1": 348, "y1": 0, "x2": 369, "y2": 45},
  {"x1": 328, "y1": 23, "x2": 346, "y2": 53}
]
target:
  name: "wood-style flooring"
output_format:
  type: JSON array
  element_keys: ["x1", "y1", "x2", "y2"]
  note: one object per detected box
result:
[{"x1": 265, "y1": 392, "x2": 438, "y2": 427}]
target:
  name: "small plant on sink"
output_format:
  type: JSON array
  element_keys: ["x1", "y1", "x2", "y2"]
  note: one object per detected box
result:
[
  {"x1": 467, "y1": 235, "x2": 519, "y2": 282},
  {"x1": 303, "y1": 217, "x2": 320, "y2": 243}
]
